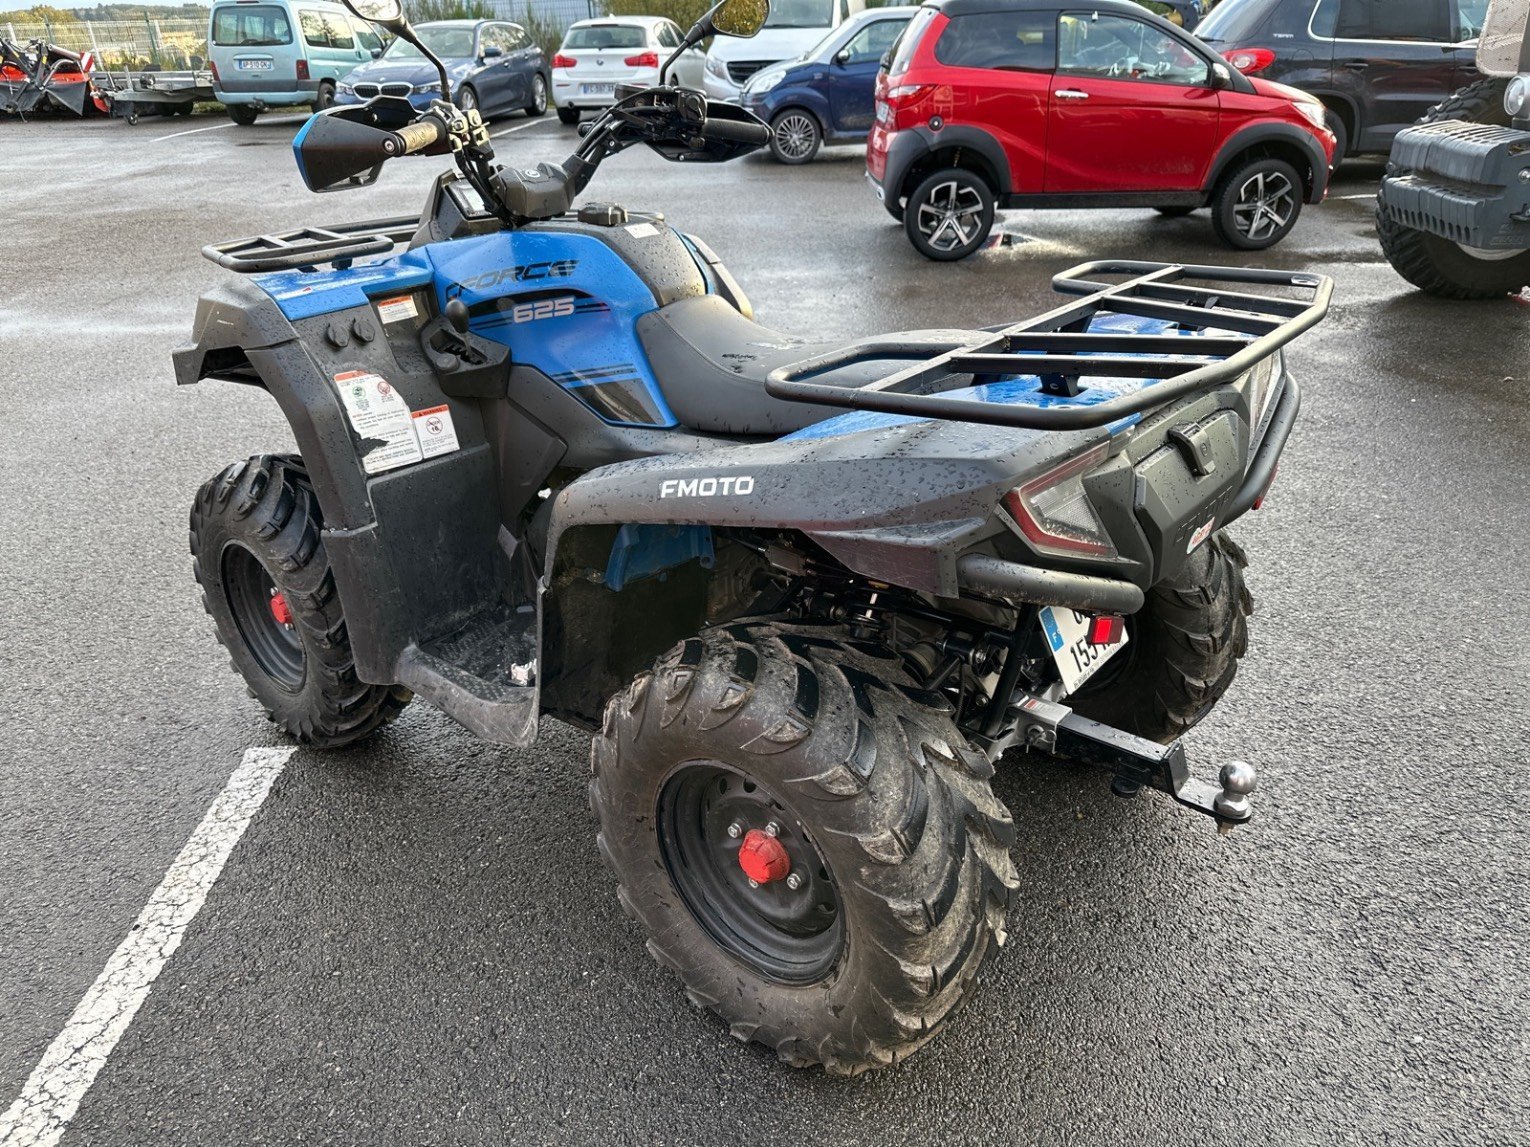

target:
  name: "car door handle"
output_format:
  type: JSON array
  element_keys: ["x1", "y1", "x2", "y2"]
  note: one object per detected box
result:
[
  {"x1": 1342, "y1": 61, "x2": 1367, "y2": 71},
  {"x1": 1056, "y1": 88, "x2": 1090, "y2": 100}
]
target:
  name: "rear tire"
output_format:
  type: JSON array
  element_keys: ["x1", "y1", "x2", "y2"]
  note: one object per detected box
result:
[
  {"x1": 226, "y1": 103, "x2": 258, "y2": 125},
  {"x1": 311, "y1": 79, "x2": 335, "y2": 112},
  {"x1": 557, "y1": 105, "x2": 579, "y2": 125},
  {"x1": 1069, "y1": 533, "x2": 1251, "y2": 743},
  {"x1": 904, "y1": 167, "x2": 995, "y2": 261},
  {"x1": 1211, "y1": 155, "x2": 1303, "y2": 250},
  {"x1": 190, "y1": 455, "x2": 411, "y2": 748},
  {"x1": 590, "y1": 623, "x2": 1018, "y2": 1074},
  {"x1": 1376, "y1": 77, "x2": 1530, "y2": 299},
  {"x1": 524, "y1": 73, "x2": 547, "y2": 117},
  {"x1": 1323, "y1": 105, "x2": 1349, "y2": 164}
]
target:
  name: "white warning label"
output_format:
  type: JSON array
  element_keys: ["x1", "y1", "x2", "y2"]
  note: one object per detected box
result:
[
  {"x1": 333, "y1": 370, "x2": 423, "y2": 475},
  {"x1": 375, "y1": 294, "x2": 419, "y2": 324},
  {"x1": 411, "y1": 404, "x2": 460, "y2": 460}
]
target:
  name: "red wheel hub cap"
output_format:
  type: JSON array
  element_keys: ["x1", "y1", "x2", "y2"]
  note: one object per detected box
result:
[
  {"x1": 269, "y1": 592, "x2": 293, "y2": 627},
  {"x1": 737, "y1": 828, "x2": 791, "y2": 885}
]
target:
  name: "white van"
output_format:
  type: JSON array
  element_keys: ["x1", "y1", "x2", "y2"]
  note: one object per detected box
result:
[{"x1": 702, "y1": 0, "x2": 864, "y2": 101}]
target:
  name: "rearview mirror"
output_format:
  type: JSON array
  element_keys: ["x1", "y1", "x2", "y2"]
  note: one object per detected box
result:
[
  {"x1": 343, "y1": 0, "x2": 403, "y2": 28},
  {"x1": 834, "y1": 47, "x2": 851, "y2": 65},
  {"x1": 711, "y1": 0, "x2": 768, "y2": 38},
  {"x1": 1210, "y1": 62, "x2": 1232, "y2": 89},
  {"x1": 482, "y1": 45, "x2": 503, "y2": 58}
]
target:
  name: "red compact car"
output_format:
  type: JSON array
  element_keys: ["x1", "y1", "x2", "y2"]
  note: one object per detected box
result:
[{"x1": 867, "y1": 0, "x2": 1337, "y2": 259}]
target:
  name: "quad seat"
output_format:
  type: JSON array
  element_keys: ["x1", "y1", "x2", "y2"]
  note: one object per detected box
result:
[{"x1": 635, "y1": 295, "x2": 979, "y2": 436}]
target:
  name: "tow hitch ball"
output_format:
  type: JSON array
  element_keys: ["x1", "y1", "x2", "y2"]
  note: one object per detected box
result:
[{"x1": 1009, "y1": 695, "x2": 1258, "y2": 832}]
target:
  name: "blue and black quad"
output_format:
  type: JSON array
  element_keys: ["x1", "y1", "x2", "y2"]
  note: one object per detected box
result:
[{"x1": 176, "y1": 0, "x2": 1330, "y2": 1074}]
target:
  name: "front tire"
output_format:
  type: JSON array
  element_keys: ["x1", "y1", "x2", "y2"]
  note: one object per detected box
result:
[
  {"x1": 311, "y1": 79, "x2": 335, "y2": 112},
  {"x1": 557, "y1": 105, "x2": 579, "y2": 125},
  {"x1": 904, "y1": 167, "x2": 995, "y2": 261},
  {"x1": 1070, "y1": 533, "x2": 1251, "y2": 743},
  {"x1": 524, "y1": 73, "x2": 547, "y2": 117},
  {"x1": 591, "y1": 623, "x2": 1018, "y2": 1074},
  {"x1": 1211, "y1": 155, "x2": 1303, "y2": 250},
  {"x1": 1376, "y1": 78, "x2": 1530, "y2": 299},
  {"x1": 768, "y1": 108, "x2": 820, "y2": 164},
  {"x1": 190, "y1": 456, "x2": 411, "y2": 748},
  {"x1": 456, "y1": 84, "x2": 479, "y2": 117}
]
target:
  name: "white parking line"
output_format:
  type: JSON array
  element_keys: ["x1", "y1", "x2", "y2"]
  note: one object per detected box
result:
[
  {"x1": 0, "y1": 747, "x2": 296, "y2": 1147},
  {"x1": 151, "y1": 114, "x2": 309, "y2": 143},
  {"x1": 492, "y1": 117, "x2": 560, "y2": 139}
]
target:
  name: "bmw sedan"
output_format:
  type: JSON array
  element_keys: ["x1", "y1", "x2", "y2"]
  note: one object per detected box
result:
[{"x1": 335, "y1": 18, "x2": 549, "y2": 119}]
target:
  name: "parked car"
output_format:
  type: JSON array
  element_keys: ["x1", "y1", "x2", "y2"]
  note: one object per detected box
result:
[
  {"x1": 551, "y1": 16, "x2": 703, "y2": 126},
  {"x1": 741, "y1": 6, "x2": 916, "y2": 162},
  {"x1": 867, "y1": 0, "x2": 1336, "y2": 259},
  {"x1": 1196, "y1": 0, "x2": 1489, "y2": 159},
  {"x1": 209, "y1": 0, "x2": 384, "y2": 124},
  {"x1": 703, "y1": 0, "x2": 864, "y2": 101},
  {"x1": 334, "y1": 18, "x2": 549, "y2": 119}
]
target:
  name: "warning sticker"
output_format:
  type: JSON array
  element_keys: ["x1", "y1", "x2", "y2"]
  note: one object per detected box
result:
[
  {"x1": 412, "y1": 404, "x2": 460, "y2": 460},
  {"x1": 333, "y1": 370, "x2": 423, "y2": 474},
  {"x1": 625, "y1": 222, "x2": 660, "y2": 239},
  {"x1": 375, "y1": 294, "x2": 419, "y2": 324}
]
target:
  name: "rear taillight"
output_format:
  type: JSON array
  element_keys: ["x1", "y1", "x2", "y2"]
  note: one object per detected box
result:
[
  {"x1": 209, "y1": 60, "x2": 219, "y2": 83},
  {"x1": 296, "y1": 58, "x2": 309, "y2": 81},
  {"x1": 1000, "y1": 442, "x2": 1118, "y2": 559},
  {"x1": 884, "y1": 83, "x2": 934, "y2": 131},
  {"x1": 1224, "y1": 47, "x2": 1276, "y2": 74},
  {"x1": 552, "y1": 53, "x2": 576, "y2": 69},
  {"x1": 625, "y1": 51, "x2": 659, "y2": 68}
]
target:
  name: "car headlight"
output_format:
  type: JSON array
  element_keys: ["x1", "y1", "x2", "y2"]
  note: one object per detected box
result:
[
  {"x1": 1506, "y1": 75, "x2": 1529, "y2": 118},
  {"x1": 1293, "y1": 100, "x2": 1327, "y2": 133},
  {"x1": 747, "y1": 67, "x2": 785, "y2": 95},
  {"x1": 337, "y1": 82, "x2": 353, "y2": 94},
  {"x1": 705, "y1": 55, "x2": 727, "y2": 78},
  {"x1": 413, "y1": 81, "x2": 442, "y2": 94}
]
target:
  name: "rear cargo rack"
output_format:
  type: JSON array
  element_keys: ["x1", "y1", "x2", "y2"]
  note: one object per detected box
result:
[
  {"x1": 765, "y1": 261, "x2": 1331, "y2": 433},
  {"x1": 201, "y1": 216, "x2": 420, "y2": 273}
]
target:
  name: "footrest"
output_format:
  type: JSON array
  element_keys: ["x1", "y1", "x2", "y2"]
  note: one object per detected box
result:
[{"x1": 395, "y1": 601, "x2": 539, "y2": 746}]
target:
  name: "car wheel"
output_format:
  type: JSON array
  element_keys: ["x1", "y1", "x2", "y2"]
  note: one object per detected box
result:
[
  {"x1": 524, "y1": 73, "x2": 548, "y2": 117},
  {"x1": 311, "y1": 79, "x2": 335, "y2": 113},
  {"x1": 557, "y1": 105, "x2": 579, "y2": 125},
  {"x1": 1324, "y1": 106, "x2": 1349, "y2": 164},
  {"x1": 904, "y1": 168, "x2": 995, "y2": 261},
  {"x1": 456, "y1": 84, "x2": 478, "y2": 116},
  {"x1": 768, "y1": 109, "x2": 820, "y2": 164},
  {"x1": 1211, "y1": 156, "x2": 1302, "y2": 251},
  {"x1": 226, "y1": 104, "x2": 258, "y2": 126}
]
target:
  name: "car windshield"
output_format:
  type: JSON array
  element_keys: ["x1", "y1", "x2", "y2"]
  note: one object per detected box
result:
[
  {"x1": 384, "y1": 25, "x2": 476, "y2": 60},
  {"x1": 765, "y1": 0, "x2": 834, "y2": 30},
  {"x1": 564, "y1": 24, "x2": 646, "y2": 49}
]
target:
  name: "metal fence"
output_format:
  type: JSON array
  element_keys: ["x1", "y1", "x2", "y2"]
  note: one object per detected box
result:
[{"x1": 2, "y1": 18, "x2": 207, "y2": 70}]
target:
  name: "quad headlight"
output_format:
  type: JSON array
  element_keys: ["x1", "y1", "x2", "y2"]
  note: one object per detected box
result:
[{"x1": 1506, "y1": 75, "x2": 1529, "y2": 118}]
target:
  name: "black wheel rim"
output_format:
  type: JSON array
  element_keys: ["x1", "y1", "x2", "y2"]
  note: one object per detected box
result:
[
  {"x1": 221, "y1": 543, "x2": 304, "y2": 691},
  {"x1": 657, "y1": 763, "x2": 844, "y2": 984}
]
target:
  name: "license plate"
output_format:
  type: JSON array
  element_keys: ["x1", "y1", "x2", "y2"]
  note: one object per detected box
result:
[
  {"x1": 1039, "y1": 606, "x2": 1128, "y2": 694},
  {"x1": 236, "y1": 59, "x2": 272, "y2": 71},
  {"x1": 581, "y1": 82, "x2": 614, "y2": 95}
]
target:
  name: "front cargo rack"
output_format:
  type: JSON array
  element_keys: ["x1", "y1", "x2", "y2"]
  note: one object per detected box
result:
[
  {"x1": 201, "y1": 216, "x2": 421, "y2": 273},
  {"x1": 765, "y1": 261, "x2": 1331, "y2": 433}
]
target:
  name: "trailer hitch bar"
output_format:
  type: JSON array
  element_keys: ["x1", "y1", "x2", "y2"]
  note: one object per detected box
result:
[{"x1": 1004, "y1": 694, "x2": 1256, "y2": 832}]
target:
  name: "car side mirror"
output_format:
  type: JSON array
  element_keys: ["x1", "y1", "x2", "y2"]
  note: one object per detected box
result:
[
  {"x1": 834, "y1": 47, "x2": 851, "y2": 65},
  {"x1": 482, "y1": 45, "x2": 503, "y2": 58},
  {"x1": 370, "y1": 47, "x2": 381, "y2": 58},
  {"x1": 1209, "y1": 62, "x2": 1232, "y2": 89}
]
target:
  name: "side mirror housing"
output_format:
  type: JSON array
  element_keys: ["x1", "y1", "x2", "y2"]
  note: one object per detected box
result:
[
  {"x1": 482, "y1": 45, "x2": 503, "y2": 58},
  {"x1": 370, "y1": 47, "x2": 381, "y2": 58},
  {"x1": 1209, "y1": 62, "x2": 1232, "y2": 90},
  {"x1": 834, "y1": 47, "x2": 851, "y2": 65}
]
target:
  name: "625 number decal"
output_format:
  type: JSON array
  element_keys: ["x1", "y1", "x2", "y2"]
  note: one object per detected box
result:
[{"x1": 509, "y1": 296, "x2": 576, "y2": 324}]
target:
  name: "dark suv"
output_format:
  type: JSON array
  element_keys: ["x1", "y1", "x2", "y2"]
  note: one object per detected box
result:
[{"x1": 1196, "y1": 0, "x2": 1490, "y2": 159}]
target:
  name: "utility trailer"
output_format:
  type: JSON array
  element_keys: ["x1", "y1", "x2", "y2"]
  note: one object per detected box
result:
[{"x1": 93, "y1": 68, "x2": 215, "y2": 123}]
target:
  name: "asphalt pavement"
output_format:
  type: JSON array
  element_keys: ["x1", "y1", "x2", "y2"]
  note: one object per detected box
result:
[{"x1": 1, "y1": 109, "x2": 1528, "y2": 1147}]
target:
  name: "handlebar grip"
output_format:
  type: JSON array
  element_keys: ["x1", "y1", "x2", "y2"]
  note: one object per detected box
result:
[
  {"x1": 700, "y1": 116, "x2": 770, "y2": 145},
  {"x1": 388, "y1": 116, "x2": 447, "y2": 156}
]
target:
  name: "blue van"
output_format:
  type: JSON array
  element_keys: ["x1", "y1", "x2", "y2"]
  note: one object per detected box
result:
[{"x1": 209, "y1": 0, "x2": 384, "y2": 125}]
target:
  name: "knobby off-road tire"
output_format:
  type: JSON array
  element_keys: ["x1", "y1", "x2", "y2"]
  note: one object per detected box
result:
[
  {"x1": 589, "y1": 623, "x2": 1019, "y2": 1074},
  {"x1": 190, "y1": 455, "x2": 411, "y2": 748},
  {"x1": 1071, "y1": 532, "x2": 1252, "y2": 744},
  {"x1": 1376, "y1": 78, "x2": 1530, "y2": 300}
]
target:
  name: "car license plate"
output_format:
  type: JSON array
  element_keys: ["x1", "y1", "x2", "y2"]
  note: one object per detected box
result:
[
  {"x1": 581, "y1": 82, "x2": 614, "y2": 95},
  {"x1": 236, "y1": 59, "x2": 272, "y2": 70},
  {"x1": 1039, "y1": 606, "x2": 1128, "y2": 694}
]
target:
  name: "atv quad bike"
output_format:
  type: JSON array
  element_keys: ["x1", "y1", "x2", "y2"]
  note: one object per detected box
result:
[
  {"x1": 176, "y1": 0, "x2": 1329, "y2": 1074},
  {"x1": 1377, "y1": 0, "x2": 1530, "y2": 298}
]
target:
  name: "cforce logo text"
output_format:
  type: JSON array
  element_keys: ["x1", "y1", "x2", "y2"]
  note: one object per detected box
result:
[
  {"x1": 659, "y1": 476, "x2": 755, "y2": 498},
  {"x1": 445, "y1": 260, "x2": 578, "y2": 299}
]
